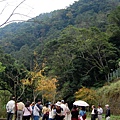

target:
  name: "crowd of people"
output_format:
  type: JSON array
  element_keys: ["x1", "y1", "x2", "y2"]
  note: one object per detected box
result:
[{"x1": 6, "y1": 96, "x2": 110, "y2": 120}]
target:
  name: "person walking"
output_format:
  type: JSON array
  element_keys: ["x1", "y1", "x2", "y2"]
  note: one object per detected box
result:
[
  {"x1": 64, "y1": 103, "x2": 71, "y2": 120},
  {"x1": 91, "y1": 105, "x2": 98, "y2": 120},
  {"x1": 71, "y1": 105, "x2": 79, "y2": 120},
  {"x1": 6, "y1": 96, "x2": 15, "y2": 120},
  {"x1": 60, "y1": 100, "x2": 66, "y2": 117},
  {"x1": 16, "y1": 99, "x2": 25, "y2": 120},
  {"x1": 79, "y1": 106, "x2": 86, "y2": 120},
  {"x1": 33, "y1": 99, "x2": 42, "y2": 120},
  {"x1": 97, "y1": 105, "x2": 103, "y2": 120},
  {"x1": 105, "y1": 104, "x2": 110, "y2": 120},
  {"x1": 23, "y1": 101, "x2": 32, "y2": 120},
  {"x1": 49, "y1": 104, "x2": 56, "y2": 120},
  {"x1": 30, "y1": 102, "x2": 35, "y2": 120},
  {"x1": 42, "y1": 103, "x2": 50, "y2": 120},
  {"x1": 55, "y1": 101, "x2": 65, "y2": 120}
]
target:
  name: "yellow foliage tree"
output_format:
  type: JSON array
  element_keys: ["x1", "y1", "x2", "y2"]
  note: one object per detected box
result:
[
  {"x1": 21, "y1": 52, "x2": 58, "y2": 103},
  {"x1": 37, "y1": 77, "x2": 58, "y2": 103},
  {"x1": 75, "y1": 87, "x2": 99, "y2": 106},
  {"x1": 21, "y1": 70, "x2": 58, "y2": 103},
  {"x1": 21, "y1": 69, "x2": 44, "y2": 102}
]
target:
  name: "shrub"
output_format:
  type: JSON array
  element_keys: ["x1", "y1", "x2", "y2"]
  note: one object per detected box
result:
[
  {"x1": 0, "y1": 90, "x2": 12, "y2": 117},
  {"x1": 97, "y1": 80, "x2": 120, "y2": 115}
]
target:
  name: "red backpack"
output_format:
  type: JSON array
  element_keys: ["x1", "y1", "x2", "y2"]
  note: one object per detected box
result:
[{"x1": 82, "y1": 113, "x2": 86, "y2": 119}]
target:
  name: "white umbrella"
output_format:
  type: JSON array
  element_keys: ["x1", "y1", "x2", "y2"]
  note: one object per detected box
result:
[{"x1": 73, "y1": 100, "x2": 89, "y2": 106}]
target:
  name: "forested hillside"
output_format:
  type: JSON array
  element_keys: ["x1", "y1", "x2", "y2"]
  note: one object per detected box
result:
[
  {"x1": 0, "y1": 0, "x2": 120, "y2": 114},
  {"x1": 0, "y1": 0, "x2": 120, "y2": 53}
]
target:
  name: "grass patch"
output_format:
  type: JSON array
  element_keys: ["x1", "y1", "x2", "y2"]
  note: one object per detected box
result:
[
  {"x1": 110, "y1": 115, "x2": 120, "y2": 120},
  {"x1": 86, "y1": 112, "x2": 120, "y2": 120}
]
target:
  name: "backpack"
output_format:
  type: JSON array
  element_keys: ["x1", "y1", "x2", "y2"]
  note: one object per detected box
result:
[
  {"x1": 82, "y1": 113, "x2": 86, "y2": 119},
  {"x1": 81, "y1": 111, "x2": 86, "y2": 120}
]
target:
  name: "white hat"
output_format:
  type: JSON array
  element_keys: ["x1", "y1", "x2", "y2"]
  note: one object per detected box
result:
[
  {"x1": 55, "y1": 101, "x2": 61, "y2": 106},
  {"x1": 105, "y1": 104, "x2": 109, "y2": 107}
]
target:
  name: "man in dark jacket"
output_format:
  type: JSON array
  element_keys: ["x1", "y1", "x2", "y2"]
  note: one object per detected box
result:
[
  {"x1": 105, "y1": 104, "x2": 110, "y2": 120},
  {"x1": 91, "y1": 105, "x2": 98, "y2": 120}
]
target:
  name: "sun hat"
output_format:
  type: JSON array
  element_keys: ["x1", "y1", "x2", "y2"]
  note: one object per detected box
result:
[
  {"x1": 61, "y1": 100, "x2": 64, "y2": 103},
  {"x1": 105, "y1": 104, "x2": 109, "y2": 107},
  {"x1": 55, "y1": 101, "x2": 61, "y2": 106}
]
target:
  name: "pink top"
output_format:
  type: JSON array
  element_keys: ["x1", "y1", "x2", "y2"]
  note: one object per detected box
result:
[{"x1": 23, "y1": 106, "x2": 32, "y2": 116}]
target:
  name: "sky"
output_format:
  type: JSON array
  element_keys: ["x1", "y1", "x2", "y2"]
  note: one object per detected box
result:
[{"x1": 0, "y1": 0, "x2": 78, "y2": 26}]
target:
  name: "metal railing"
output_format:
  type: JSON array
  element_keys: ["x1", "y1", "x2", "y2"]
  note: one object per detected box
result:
[{"x1": 108, "y1": 67, "x2": 120, "y2": 82}]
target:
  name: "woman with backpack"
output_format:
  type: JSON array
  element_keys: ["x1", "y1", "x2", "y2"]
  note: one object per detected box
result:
[
  {"x1": 79, "y1": 106, "x2": 86, "y2": 120},
  {"x1": 23, "y1": 101, "x2": 32, "y2": 120}
]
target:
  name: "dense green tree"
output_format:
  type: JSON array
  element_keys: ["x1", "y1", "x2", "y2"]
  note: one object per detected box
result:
[
  {"x1": 0, "y1": 62, "x2": 5, "y2": 73},
  {"x1": 42, "y1": 26, "x2": 118, "y2": 101},
  {"x1": 108, "y1": 6, "x2": 120, "y2": 50},
  {"x1": 0, "y1": 49, "x2": 28, "y2": 99},
  {"x1": 76, "y1": 27, "x2": 118, "y2": 81},
  {"x1": 11, "y1": 44, "x2": 33, "y2": 70}
]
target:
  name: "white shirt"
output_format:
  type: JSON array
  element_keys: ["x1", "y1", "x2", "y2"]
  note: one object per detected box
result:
[
  {"x1": 49, "y1": 109, "x2": 56, "y2": 119},
  {"x1": 33, "y1": 104, "x2": 41, "y2": 116},
  {"x1": 97, "y1": 107, "x2": 103, "y2": 115},
  {"x1": 91, "y1": 109, "x2": 95, "y2": 114},
  {"x1": 61, "y1": 103, "x2": 67, "y2": 115},
  {"x1": 6, "y1": 100, "x2": 15, "y2": 113}
]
